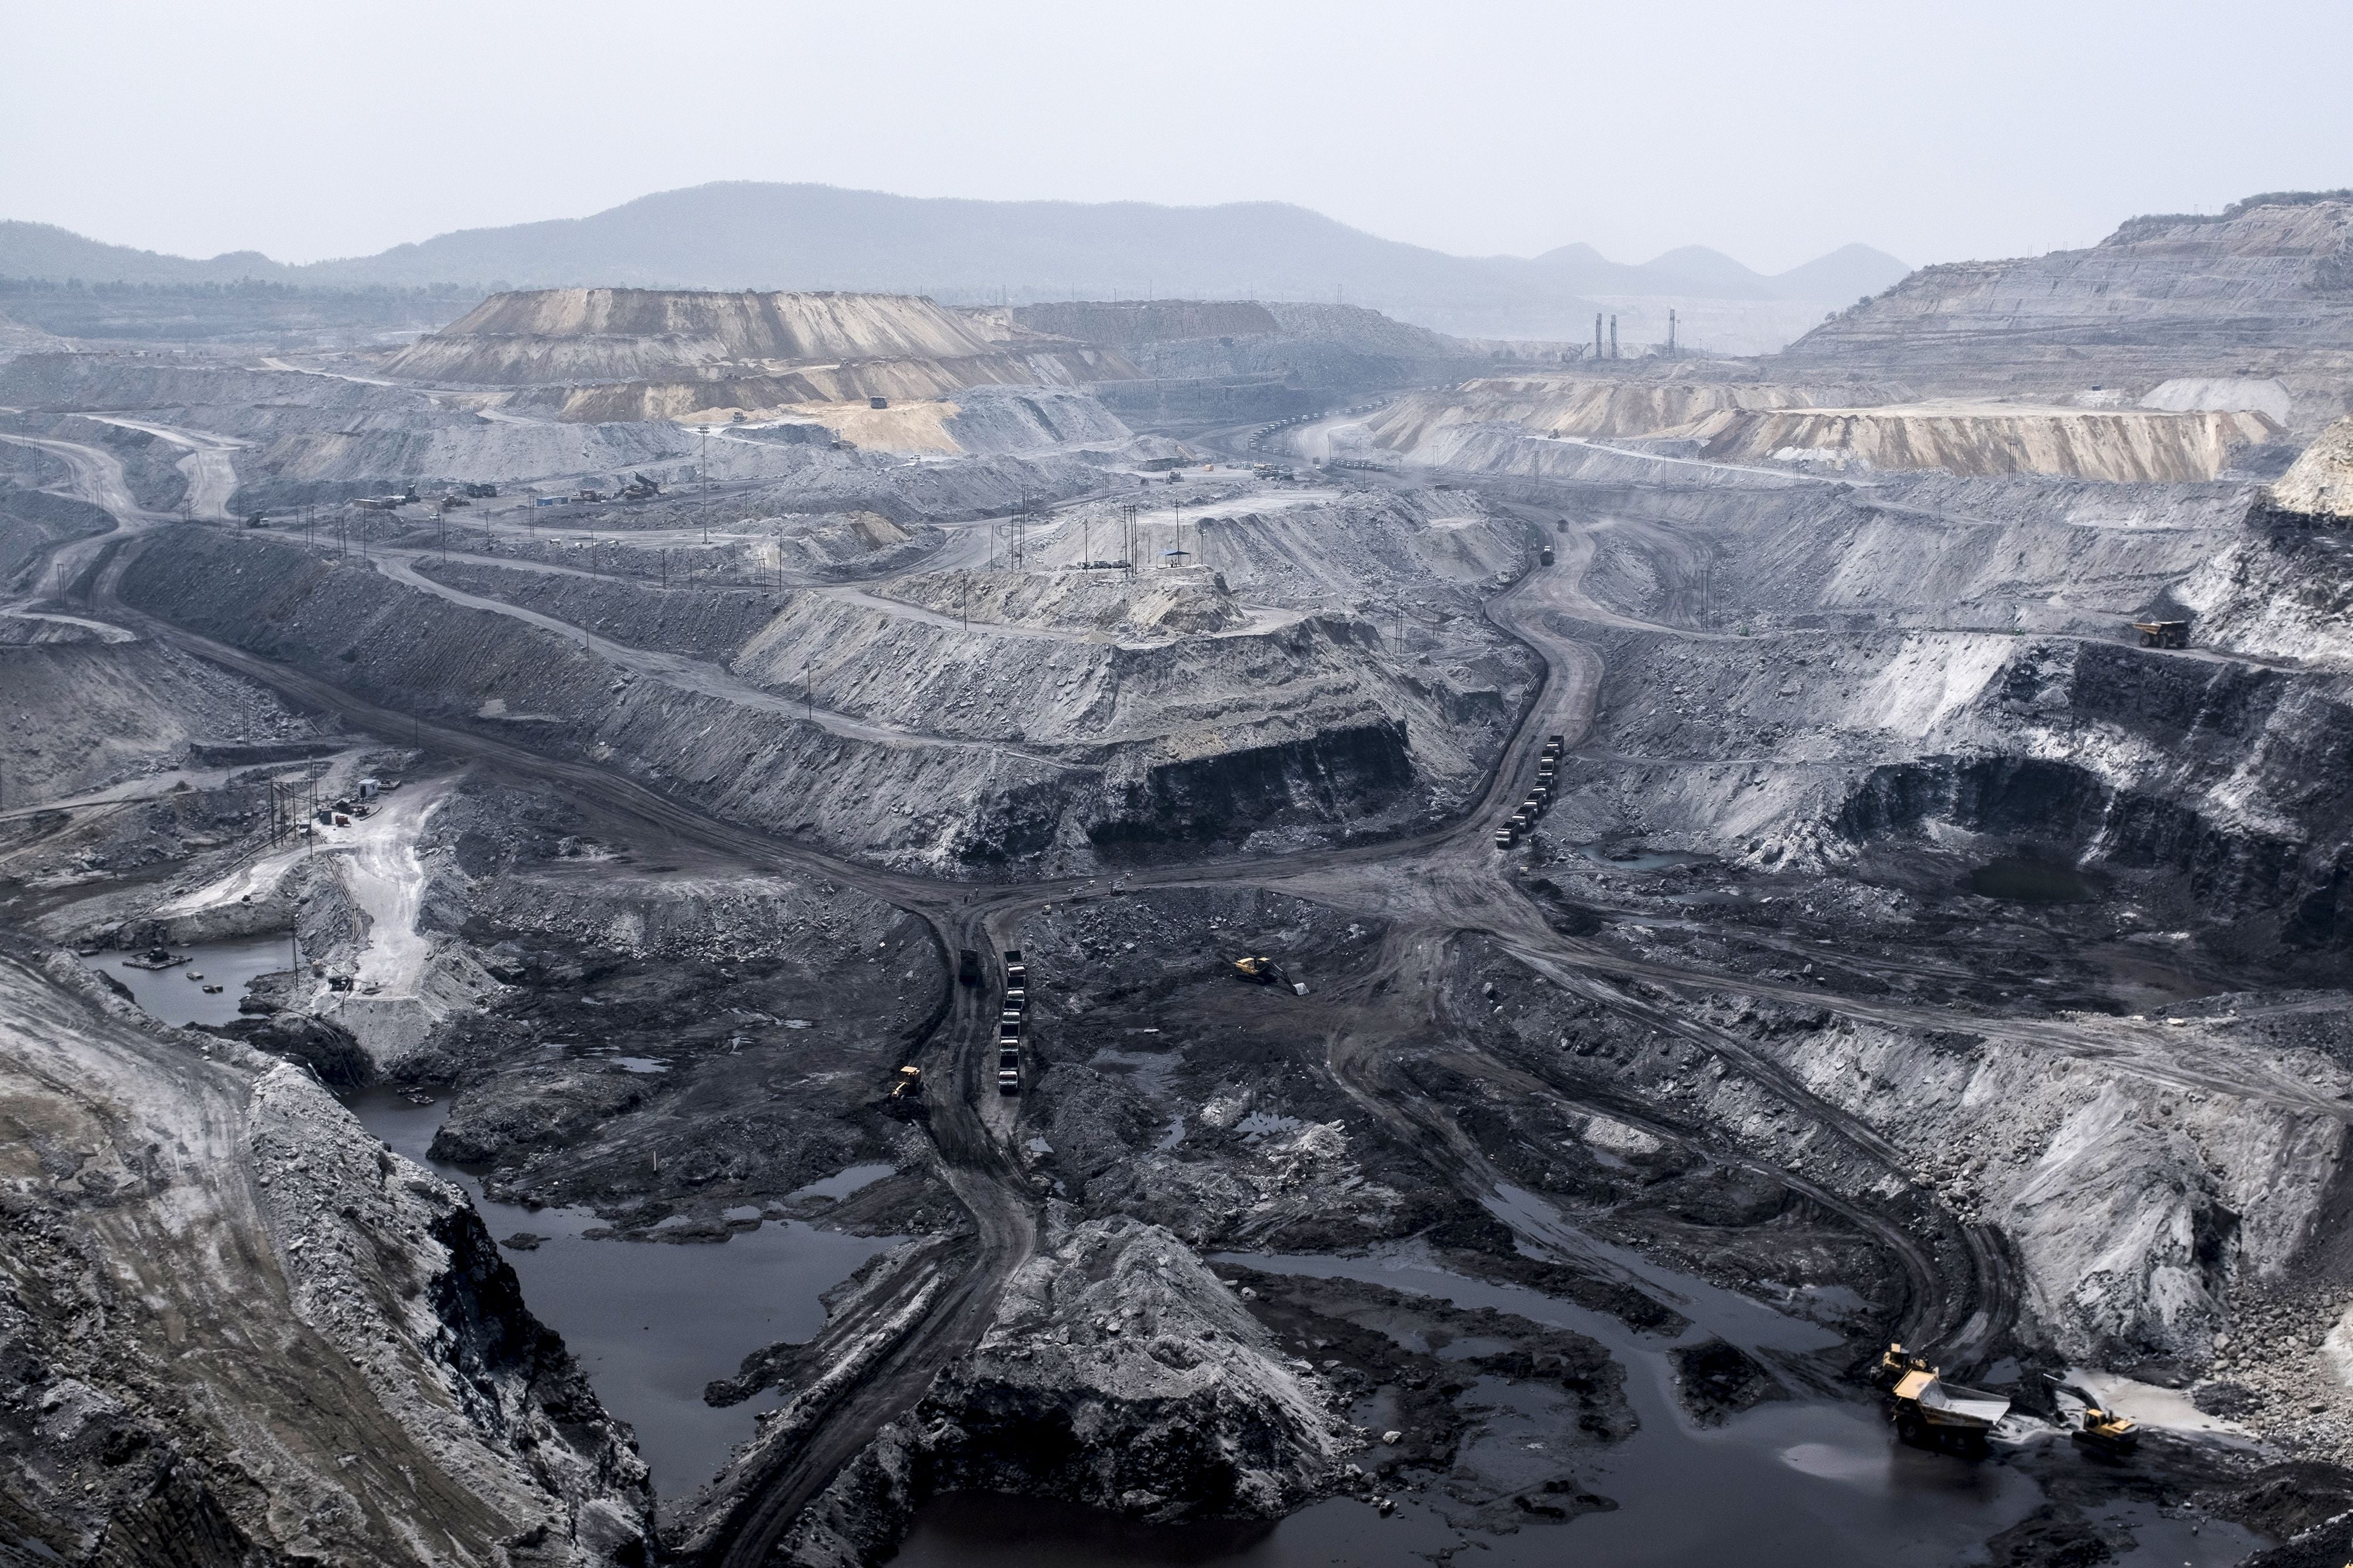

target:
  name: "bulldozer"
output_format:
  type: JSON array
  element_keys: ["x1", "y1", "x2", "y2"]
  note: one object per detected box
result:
[
  {"x1": 2044, "y1": 1375, "x2": 2139, "y2": 1453},
  {"x1": 1234, "y1": 956, "x2": 1308, "y2": 996}
]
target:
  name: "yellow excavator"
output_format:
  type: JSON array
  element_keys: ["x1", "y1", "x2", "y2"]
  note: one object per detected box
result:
[
  {"x1": 887, "y1": 1066, "x2": 923, "y2": 1103},
  {"x1": 2045, "y1": 1375, "x2": 2140, "y2": 1453},
  {"x1": 1234, "y1": 956, "x2": 1308, "y2": 995}
]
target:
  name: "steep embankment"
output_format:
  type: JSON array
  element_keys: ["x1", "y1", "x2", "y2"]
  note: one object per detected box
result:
[
  {"x1": 2182, "y1": 415, "x2": 2353, "y2": 666},
  {"x1": 1358, "y1": 376, "x2": 2283, "y2": 482},
  {"x1": 115, "y1": 528, "x2": 1522, "y2": 870},
  {"x1": 1367, "y1": 376, "x2": 1840, "y2": 449},
  {"x1": 1782, "y1": 191, "x2": 2353, "y2": 429},
  {"x1": 0, "y1": 949, "x2": 651, "y2": 1566},
  {"x1": 1691, "y1": 402, "x2": 2281, "y2": 482}
]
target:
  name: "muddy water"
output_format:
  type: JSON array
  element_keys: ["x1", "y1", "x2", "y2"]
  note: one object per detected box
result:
[
  {"x1": 1967, "y1": 856, "x2": 2102, "y2": 903},
  {"x1": 892, "y1": 1241, "x2": 2262, "y2": 1568},
  {"x1": 82, "y1": 935, "x2": 292, "y2": 1028},
  {"x1": 346, "y1": 1090, "x2": 899, "y2": 1506}
]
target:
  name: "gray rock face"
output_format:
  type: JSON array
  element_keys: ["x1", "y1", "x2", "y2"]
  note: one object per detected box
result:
[
  {"x1": 0, "y1": 950, "x2": 651, "y2": 1567},
  {"x1": 779, "y1": 1210, "x2": 1349, "y2": 1565}
]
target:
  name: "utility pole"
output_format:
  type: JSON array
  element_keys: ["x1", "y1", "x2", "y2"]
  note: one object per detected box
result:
[
  {"x1": 1668, "y1": 308, "x2": 1677, "y2": 356},
  {"x1": 701, "y1": 426, "x2": 710, "y2": 492}
]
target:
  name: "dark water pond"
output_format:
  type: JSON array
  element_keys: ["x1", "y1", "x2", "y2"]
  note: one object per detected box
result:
[
  {"x1": 82, "y1": 935, "x2": 292, "y2": 1028},
  {"x1": 345, "y1": 1089, "x2": 898, "y2": 1506},
  {"x1": 1966, "y1": 857, "x2": 2101, "y2": 904},
  {"x1": 892, "y1": 1212, "x2": 2261, "y2": 1568}
]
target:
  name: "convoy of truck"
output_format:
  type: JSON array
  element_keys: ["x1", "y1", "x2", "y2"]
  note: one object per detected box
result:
[
  {"x1": 1495, "y1": 732, "x2": 1566, "y2": 849},
  {"x1": 998, "y1": 948, "x2": 1026, "y2": 1094}
]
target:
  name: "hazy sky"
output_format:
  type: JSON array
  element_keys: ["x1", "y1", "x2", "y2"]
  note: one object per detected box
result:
[{"x1": 5, "y1": 0, "x2": 2348, "y2": 274}]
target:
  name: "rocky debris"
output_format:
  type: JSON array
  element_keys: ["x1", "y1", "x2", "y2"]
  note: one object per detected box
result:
[
  {"x1": 929, "y1": 1208, "x2": 1351, "y2": 1513},
  {"x1": 776, "y1": 1210, "x2": 1350, "y2": 1566},
  {"x1": 199, "y1": 1009, "x2": 373, "y2": 1086},
  {"x1": 1669, "y1": 1337, "x2": 1791, "y2": 1426},
  {"x1": 2267, "y1": 415, "x2": 2353, "y2": 522},
  {"x1": 0, "y1": 950, "x2": 650, "y2": 1566}
]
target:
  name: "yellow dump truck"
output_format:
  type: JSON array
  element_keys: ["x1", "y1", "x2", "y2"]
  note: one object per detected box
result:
[
  {"x1": 1876, "y1": 1343, "x2": 2011, "y2": 1450},
  {"x1": 2131, "y1": 619, "x2": 2189, "y2": 649}
]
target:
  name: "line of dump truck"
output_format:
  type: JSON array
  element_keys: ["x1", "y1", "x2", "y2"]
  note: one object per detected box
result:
[
  {"x1": 1496, "y1": 733, "x2": 1565, "y2": 849},
  {"x1": 997, "y1": 948, "x2": 1026, "y2": 1095}
]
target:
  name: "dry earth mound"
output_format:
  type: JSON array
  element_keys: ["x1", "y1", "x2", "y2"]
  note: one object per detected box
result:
[
  {"x1": 385, "y1": 289, "x2": 1139, "y2": 439},
  {"x1": 1355, "y1": 377, "x2": 2282, "y2": 482},
  {"x1": 2265, "y1": 414, "x2": 2353, "y2": 522}
]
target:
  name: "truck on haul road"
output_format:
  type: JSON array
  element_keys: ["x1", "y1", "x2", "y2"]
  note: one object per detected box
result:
[{"x1": 998, "y1": 1048, "x2": 1021, "y2": 1095}]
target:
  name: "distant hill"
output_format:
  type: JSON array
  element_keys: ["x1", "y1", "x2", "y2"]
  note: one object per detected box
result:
[
  {"x1": 0, "y1": 222, "x2": 298, "y2": 286},
  {"x1": 0, "y1": 185, "x2": 1908, "y2": 344}
]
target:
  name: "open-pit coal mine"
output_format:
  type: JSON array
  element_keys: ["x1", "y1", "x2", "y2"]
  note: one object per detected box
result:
[{"x1": 11, "y1": 176, "x2": 2353, "y2": 1568}]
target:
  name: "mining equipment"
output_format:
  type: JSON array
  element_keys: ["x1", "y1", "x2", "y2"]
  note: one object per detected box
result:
[
  {"x1": 888, "y1": 1065, "x2": 924, "y2": 1102},
  {"x1": 438, "y1": 493, "x2": 471, "y2": 511},
  {"x1": 618, "y1": 472, "x2": 661, "y2": 501},
  {"x1": 1875, "y1": 1343, "x2": 2011, "y2": 1450},
  {"x1": 1494, "y1": 825, "x2": 1518, "y2": 849},
  {"x1": 1539, "y1": 545, "x2": 1555, "y2": 566},
  {"x1": 245, "y1": 512, "x2": 268, "y2": 528},
  {"x1": 869, "y1": 396, "x2": 890, "y2": 410},
  {"x1": 998, "y1": 1048, "x2": 1021, "y2": 1095},
  {"x1": 462, "y1": 482, "x2": 499, "y2": 499},
  {"x1": 1004, "y1": 983, "x2": 1026, "y2": 1013},
  {"x1": 2044, "y1": 1375, "x2": 2140, "y2": 1453},
  {"x1": 958, "y1": 949, "x2": 982, "y2": 986},
  {"x1": 1003, "y1": 949, "x2": 1028, "y2": 987},
  {"x1": 1234, "y1": 955, "x2": 1309, "y2": 995},
  {"x1": 122, "y1": 948, "x2": 185, "y2": 971},
  {"x1": 2132, "y1": 619, "x2": 2189, "y2": 649}
]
